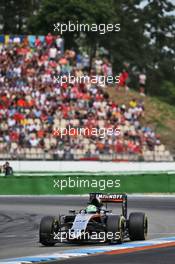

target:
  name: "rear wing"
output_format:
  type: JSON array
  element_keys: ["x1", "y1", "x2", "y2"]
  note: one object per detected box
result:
[
  {"x1": 89, "y1": 193, "x2": 127, "y2": 203},
  {"x1": 89, "y1": 193, "x2": 127, "y2": 218}
]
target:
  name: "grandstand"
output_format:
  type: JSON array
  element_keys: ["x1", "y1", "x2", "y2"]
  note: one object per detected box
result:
[{"x1": 0, "y1": 34, "x2": 173, "y2": 162}]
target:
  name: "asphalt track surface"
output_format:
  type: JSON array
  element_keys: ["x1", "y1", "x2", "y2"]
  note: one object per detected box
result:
[
  {"x1": 48, "y1": 246, "x2": 175, "y2": 264},
  {"x1": 0, "y1": 196, "x2": 175, "y2": 263}
]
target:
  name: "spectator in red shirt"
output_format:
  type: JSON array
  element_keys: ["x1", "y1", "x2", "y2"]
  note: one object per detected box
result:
[
  {"x1": 45, "y1": 33, "x2": 54, "y2": 46},
  {"x1": 35, "y1": 36, "x2": 41, "y2": 47},
  {"x1": 117, "y1": 69, "x2": 129, "y2": 90}
]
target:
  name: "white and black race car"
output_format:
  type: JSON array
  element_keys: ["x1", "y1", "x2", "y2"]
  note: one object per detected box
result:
[{"x1": 39, "y1": 193, "x2": 148, "y2": 246}]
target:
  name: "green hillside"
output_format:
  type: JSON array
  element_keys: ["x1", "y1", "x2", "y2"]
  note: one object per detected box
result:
[{"x1": 108, "y1": 88, "x2": 175, "y2": 155}]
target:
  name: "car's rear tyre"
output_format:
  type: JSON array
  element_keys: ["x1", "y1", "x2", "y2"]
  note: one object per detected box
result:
[
  {"x1": 129, "y1": 212, "x2": 148, "y2": 241},
  {"x1": 106, "y1": 215, "x2": 125, "y2": 243},
  {"x1": 39, "y1": 216, "x2": 59, "y2": 246}
]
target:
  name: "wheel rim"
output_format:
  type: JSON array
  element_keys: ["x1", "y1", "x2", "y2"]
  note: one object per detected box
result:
[{"x1": 119, "y1": 217, "x2": 125, "y2": 242}]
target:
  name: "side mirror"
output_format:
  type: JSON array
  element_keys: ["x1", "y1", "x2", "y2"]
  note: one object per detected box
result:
[
  {"x1": 69, "y1": 209, "x2": 76, "y2": 214},
  {"x1": 106, "y1": 210, "x2": 112, "y2": 213}
]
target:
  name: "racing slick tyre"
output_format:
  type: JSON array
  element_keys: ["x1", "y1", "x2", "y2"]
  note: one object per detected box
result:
[
  {"x1": 39, "y1": 216, "x2": 59, "y2": 246},
  {"x1": 106, "y1": 215, "x2": 125, "y2": 243},
  {"x1": 129, "y1": 212, "x2": 148, "y2": 241}
]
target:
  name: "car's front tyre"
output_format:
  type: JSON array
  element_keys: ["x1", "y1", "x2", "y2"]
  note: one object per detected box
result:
[{"x1": 39, "y1": 216, "x2": 59, "y2": 246}]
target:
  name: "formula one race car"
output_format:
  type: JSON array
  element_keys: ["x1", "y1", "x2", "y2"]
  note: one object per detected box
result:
[{"x1": 39, "y1": 193, "x2": 148, "y2": 246}]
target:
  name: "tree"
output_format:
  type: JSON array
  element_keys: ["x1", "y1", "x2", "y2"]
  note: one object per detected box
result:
[
  {"x1": 0, "y1": 0, "x2": 40, "y2": 34},
  {"x1": 141, "y1": 0, "x2": 175, "y2": 96},
  {"x1": 28, "y1": 0, "x2": 116, "y2": 66}
]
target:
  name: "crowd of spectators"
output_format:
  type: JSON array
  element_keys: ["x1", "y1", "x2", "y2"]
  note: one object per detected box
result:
[{"x1": 0, "y1": 34, "x2": 172, "y2": 161}]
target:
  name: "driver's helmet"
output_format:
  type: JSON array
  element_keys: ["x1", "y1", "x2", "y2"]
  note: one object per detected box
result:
[{"x1": 86, "y1": 204, "x2": 97, "y2": 213}]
